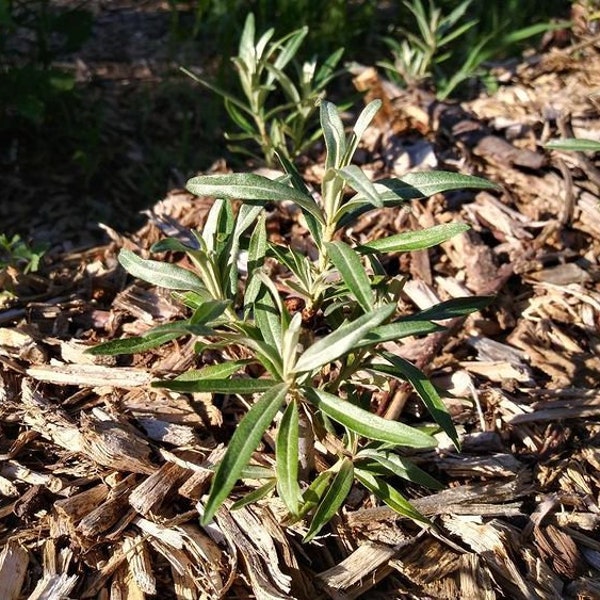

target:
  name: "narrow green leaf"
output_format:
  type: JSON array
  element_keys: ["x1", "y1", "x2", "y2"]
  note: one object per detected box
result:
[
  {"x1": 231, "y1": 480, "x2": 277, "y2": 510},
  {"x1": 119, "y1": 249, "x2": 205, "y2": 291},
  {"x1": 244, "y1": 214, "x2": 268, "y2": 311},
  {"x1": 154, "y1": 377, "x2": 280, "y2": 394},
  {"x1": 186, "y1": 173, "x2": 324, "y2": 224},
  {"x1": 296, "y1": 471, "x2": 333, "y2": 520},
  {"x1": 347, "y1": 99, "x2": 382, "y2": 159},
  {"x1": 305, "y1": 388, "x2": 437, "y2": 448},
  {"x1": 411, "y1": 295, "x2": 493, "y2": 321},
  {"x1": 304, "y1": 458, "x2": 354, "y2": 542},
  {"x1": 338, "y1": 165, "x2": 383, "y2": 208},
  {"x1": 375, "y1": 352, "x2": 459, "y2": 450},
  {"x1": 355, "y1": 319, "x2": 444, "y2": 349},
  {"x1": 355, "y1": 468, "x2": 430, "y2": 525},
  {"x1": 201, "y1": 383, "x2": 288, "y2": 524},
  {"x1": 326, "y1": 241, "x2": 373, "y2": 312},
  {"x1": 294, "y1": 304, "x2": 395, "y2": 373},
  {"x1": 382, "y1": 171, "x2": 499, "y2": 199},
  {"x1": 86, "y1": 331, "x2": 180, "y2": 356},
  {"x1": 321, "y1": 100, "x2": 346, "y2": 169},
  {"x1": 276, "y1": 401, "x2": 300, "y2": 516},
  {"x1": 356, "y1": 449, "x2": 443, "y2": 489},
  {"x1": 254, "y1": 283, "x2": 282, "y2": 354},
  {"x1": 544, "y1": 138, "x2": 600, "y2": 152},
  {"x1": 171, "y1": 360, "x2": 251, "y2": 382},
  {"x1": 362, "y1": 222, "x2": 469, "y2": 253},
  {"x1": 190, "y1": 300, "x2": 230, "y2": 325}
]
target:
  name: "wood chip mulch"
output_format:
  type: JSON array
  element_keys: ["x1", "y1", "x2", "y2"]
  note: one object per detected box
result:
[{"x1": 1, "y1": 21, "x2": 600, "y2": 600}]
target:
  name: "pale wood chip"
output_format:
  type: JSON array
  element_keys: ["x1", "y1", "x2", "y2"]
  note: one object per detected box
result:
[
  {"x1": 441, "y1": 516, "x2": 535, "y2": 600},
  {"x1": 317, "y1": 541, "x2": 397, "y2": 599},
  {"x1": 122, "y1": 533, "x2": 157, "y2": 594},
  {"x1": 0, "y1": 540, "x2": 29, "y2": 600},
  {"x1": 27, "y1": 363, "x2": 153, "y2": 389},
  {"x1": 214, "y1": 506, "x2": 291, "y2": 600},
  {"x1": 129, "y1": 461, "x2": 191, "y2": 515},
  {"x1": 80, "y1": 410, "x2": 156, "y2": 475}
]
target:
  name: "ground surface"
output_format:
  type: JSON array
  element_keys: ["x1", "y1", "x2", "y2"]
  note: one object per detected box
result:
[{"x1": 1, "y1": 3, "x2": 600, "y2": 599}]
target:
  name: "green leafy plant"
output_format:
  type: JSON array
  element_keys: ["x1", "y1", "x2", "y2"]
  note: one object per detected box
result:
[
  {"x1": 89, "y1": 99, "x2": 496, "y2": 539},
  {"x1": 0, "y1": 233, "x2": 46, "y2": 274},
  {"x1": 380, "y1": 0, "x2": 568, "y2": 99},
  {"x1": 182, "y1": 13, "x2": 343, "y2": 166}
]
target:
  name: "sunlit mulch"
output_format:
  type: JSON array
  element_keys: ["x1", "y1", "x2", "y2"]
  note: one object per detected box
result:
[{"x1": 1, "y1": 11, "x2": 600, "y2": 600}]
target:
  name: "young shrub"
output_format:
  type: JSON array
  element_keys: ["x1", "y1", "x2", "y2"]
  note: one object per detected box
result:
[
  {"x1": 89, "y1": 100, "x2": 497, "y2": 537},
  {"x1": 181, "y1": 13, "x2": 343, "y2": 166}
]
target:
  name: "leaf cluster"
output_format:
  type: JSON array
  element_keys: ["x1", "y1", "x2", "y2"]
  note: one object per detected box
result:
[
  {"x1": 182, "y1": 13, "x2": 343, "y2": 167},
  {"x1": 90, "y1": 100, "x2": 496, "y2": 540}
]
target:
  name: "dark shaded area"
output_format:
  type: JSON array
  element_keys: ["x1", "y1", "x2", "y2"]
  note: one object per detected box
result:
[{"x1": 0, "y1": 0, "x2": 571, "y2": 249}]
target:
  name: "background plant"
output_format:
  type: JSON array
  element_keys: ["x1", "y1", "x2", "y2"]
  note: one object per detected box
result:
[
  {"x1": 183, "y1": 12, "x2": 343, "y2": 166},
  {"x1": 380, "y1": 0, "x2": 570, "y2": 99},
  {"x1": 89, "y1": 99, "x2": 496, "y2": 538}
]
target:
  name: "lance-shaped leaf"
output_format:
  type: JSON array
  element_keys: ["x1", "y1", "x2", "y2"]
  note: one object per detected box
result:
[
  {"x1": 545, "y1": 138, "x2": 600, "y2": 152},
  {"x1": 373, "y1": 352, "x2": 459, "y2": 450},
  {"x1": 354, "y1": 319, "x2": 443, "y2": 349},
  {"x1": 154, "y1": 377, "x2": 279, "y2": 394},
  {"x1": 201, "y1": 383, "x2": 288, "y2": 524},
  {"x1": 276, "y1": 400, "x2": 301, "y2": 516},
  {"x1": 411, "y1": 295, "x2": 494, "y2": 321},
  {"x1": 231, "y1": 480, "x2": 277, "y2": 511},
  {"x1": 356, "y1": 449, "x2": 443, "y2": 489},
  {"x1": 305, "y1": 388, "x2": 437, "y2": 448},
  {"x1": 119, "y1": 249, "x2": 205, "y2": 291},
  {"x1": 304, "y1": 458, "x2": 354, "y2": 542},
  {"x1": 326, "y1": 241, "x2": 373, "y2": 312},
  {"x1": 186, "y1": 173, "x2": 324, "y2": 224},
  {"x1": 361, "y1": 222, "x2": 470, "y2": 253},
  {"x1": 321, "y1": 100, "x2": 346, "y2": 169},
  {"x1": 355, "y1": 468, "x2": 430, "y2": 525},
  {"x1": 345, "y1": 99, "x2": 382, "y2": 160},
  {"x1": 169, "y1": 360, "x2": 252, "y2": 382},
  {"x1": 86, "y1": 331, "x2": 182, "y2": 356},
  {"x1": 375, "y1": 171, "x2": 499, "y2": 200},
  {"x1": 294, "y1": 304, "x2": 395, "y2": 373},
  {"x1": 338, "y1": 165, "x2": 383, "y2": 208}
]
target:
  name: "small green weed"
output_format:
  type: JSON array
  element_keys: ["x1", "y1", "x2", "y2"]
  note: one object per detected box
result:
[
  {"x1": 89, "y1": 99, "x2": 496, "y2": 537},
  {"x1": 182, "y1": 13, "x2": 343, "y2": 167},
  {"x1": 0, "y1": 233, "x2": 46, "y2": 274}
]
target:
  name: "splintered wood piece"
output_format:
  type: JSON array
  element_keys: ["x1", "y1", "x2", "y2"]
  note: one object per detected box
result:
[
  {"x1": 228, "y1": 505, "x2": 293, "y2": 595},
  {"x1": 77, "y1": 475, "x2": 138, "y2": 538},
  {"x1": 1, "y1": 460, "x2": 63, "y2": 493},
  {"x1": 432, "y1": 452, "x2": 524, "y2": 478},
  {"x1": 21, "y1": 378, "x2": 84, "y2": 452},
  {"x1": 0, "y1": 327, "x2": 47, "y2": 364},
  {"x1": 27, "y1": 573, "x2": 79, "y2": 600},
  {"x1": 0, "y1": 540, "x2": 28, "y2": 600},
  {"x1": 347, "y1": 472, "x2": 531, "y2": 525},
  {"x1": 214, "y1": 506, "x2": 292, "y2": 600},
  {"x1": 129, "y1": 461, "x2": 191, "y2": 515},
  {"x1": 177, "y1": 524, "x2": 227, "y2": 598},
  {"x1": 507, "y1": 394, "x2": 600, "y2": 424},
  {"x1": 178, "y1": 447, "x2": 226, "y2": 500},
  {"x1": 442, "y1": 517, "x2": 534, "y2": 600},
  {"x1": 533, "y1": 525, "x2": 583, "y2": 579},
  {"x1": 54, "y1": 484, "x2": 110, "y2": 535},
  {"x1": 110, "y1": 564, "x2": 145, "y2": 600},
  {"x1": 80, "y1": 411, "x2": 156, "y2": 475},
  {"x1": 27, "y1": 363, "x2": 153, "y2": 389},
  {"x1": 122, "y1": 534, "x2": 157, "y2": 595},
  {"x1": 317, "y1": 541, "x2": 397, "y2": 600}
]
